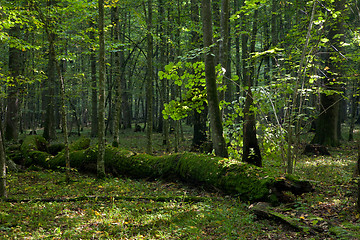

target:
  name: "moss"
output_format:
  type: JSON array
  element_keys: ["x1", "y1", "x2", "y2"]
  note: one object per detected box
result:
[
  {"x1": 175, "y1": 153, "x2": 223, "y2": 185},
  {"x1": 45, "y1": 145, "x2": 296, "y2": 202},
  {"x1": 20, "y1": 136, "x2": 50, "y2": 168},
  {"x1": 26, "y1": 151, "x2": 52, "y2": 168},
  {"x1": 48, "y1": 143, "x2": 65, "y2": 155},
  {"x1": 219, "y1": 163, "x2": 273, "y2": 201},
  {"x1": 20, "y1": 135, "x2": 48, "y2": 153},
  {"x1": 69, "y1": 137, "x2": 91, "y2": 151}
]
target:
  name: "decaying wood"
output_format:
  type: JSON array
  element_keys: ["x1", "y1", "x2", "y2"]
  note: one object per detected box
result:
[
  {"x1": 303, "y1": 144, "x2": 330, "y2": 156},
  {"x1": 249, "y1": 202, "x2": 312, "y2": 233},
  {"x1": 250, "y1": 202, "x2": 355, "y2": 239},
  {"x1": 14, "y1": 135, "x2": 314, "y2": 204},
  {"x1": 5, "y1": 195, "x2": 220, "y2": 203}
]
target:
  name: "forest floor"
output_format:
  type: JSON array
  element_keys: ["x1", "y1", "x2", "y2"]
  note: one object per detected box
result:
[{"x1": 1, "y1": 126, "x2": 360, "y2": 239}]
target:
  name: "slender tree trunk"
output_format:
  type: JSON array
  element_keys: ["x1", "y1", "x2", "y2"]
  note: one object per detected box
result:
[
  {"x1": 146, "y1": 0, "x2": 153, "y2": 154},
  {"x1": 90, "y1": 22, "x2": 98, "y2": 138},
  {"x1": 57, "y1": 64, "x2": 70, "y2": 182},
  {"x1": 356, "y1": 145, "x2": 360, "y2": 212},
  {"x1": 349, "y1": 81, "x2": 359, "y2": 141},
  {"x1": 271, "y1": 0, "x2": 278, "y2": 69},
  {"x1": 0, "y1": 119, "x2": 7, "y2": 198},
  {"x1": 112, "y1": 6, "x2": 122, "y2": 147},
  {"x1": 219, "y1": 0, "x2": 231, "y2": 102},
  {"x1": 234, "y1": 2, "x2": 240, "y2": 91},
  {"x1": 158, "y1": 0, "x2": 170, "y2": 151},
  {"x1": 97, "y1": 0, "x2": 106, "y2": 179},
  {"x1": 202, "y1": 0, "x2": 228, "y2": 158}
]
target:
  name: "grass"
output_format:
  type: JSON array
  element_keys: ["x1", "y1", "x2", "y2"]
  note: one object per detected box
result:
[
  {"x1": 1, "y1": 124, "x2": 360, "y2": 239},
  {"x1": 1, "y1": 170, "x2": 267, "y2": 239}
]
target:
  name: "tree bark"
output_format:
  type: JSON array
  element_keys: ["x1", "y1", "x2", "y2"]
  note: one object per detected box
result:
[
  {"x1": 242, "y1": 9, "x2": 262, "y2": 167},
  {"x1": 19, "y1": 135, "x2": 313, "y2": 204},
  {"x1": 219, "y1": 0, "x2": 231, "y2": 102},
  {"x1": 0, "y1": 119, "x2": 7, "y2": 198},
  {"x1": 348, "y1": 81, "x2": 359, "y2": 141},
  {"x1": 202, "y1": 0, "x2": 228, "y2": 158},
  {"x1": 112, "y1": 6, "x2": 122, "y2": 147},
  {"x1": 191, "y1": 0, "x2": 207, "y2": 149},
  {"x1": 311, "y1": 0, "x2": 344, "y2": 147},
  {"x1": 43, "y1": 29, "x2": 57, "y2": 141},
  {"x1": 145, "y1": 0, "x2": 153, "y2": 154},
  {"x1": 90, "y1": 22, "x2": 98, "y2": 138},
  {"x1": 159, "y1": 0, "x2": 170, "y2": 151},
  {"x1": 5, "y1": 25, "x2": 24, "y2": 141},
  {"x1": 97, "y1": 0, "x2": 106, "y2": 179}
]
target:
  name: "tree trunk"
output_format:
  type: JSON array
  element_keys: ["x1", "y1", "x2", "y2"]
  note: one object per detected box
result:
[
  {"x1": 242, "y1": 9, "x2": 262, "y2": 167},
  {"x1": 348, "y1": 81, "x2": 358, "y2": 141},
  {"x1": 5, "y1": 25, "x2": 24, "y2": 141},
  {"x1": 97, "y1": 0, "x2": 106, "y2": 179},
  {"x1": 19, "y1": 135, "x2": 313, "y2": 204},
  {"x1": 311, "y1": 0, "x2": 344, "y2": 147},
  {"x1": 190, "y1": 0, "x2": 207, "y2": 149},
  {"x1": 219, "y1": 0, "x2": 231, "y2": 102},
  {"x1": 43, "y1": 31, "x2": 57, "y2": 141},
  {"x1": 146, "y1": 0, "x2": 153, "y2": 154},
  {"x1": 159, "y1": 0, "x2": 170, "y2": 151},
  {"x1": 90, "y1": 22, "x2": 98, "y2": 138},
  {"x1": 356, "y1": 145, "x2": 360, "y2": 212},
  {"x1": 0, "y1": 118, "x2": 7, "y2": 198},
  {"x1": 112, "y1": 6, "x2": 122, "y2": 147},
  {"x1": 202, "y1": 0, "x2": 228, "y2": 158}
]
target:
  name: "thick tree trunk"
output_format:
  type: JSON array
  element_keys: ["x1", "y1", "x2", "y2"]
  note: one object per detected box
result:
[
  {"x1": 191, "y1": 0, "x2": 207, "y2": 149},
  {"x1": 311, "y1": 0, "x2": 344, "y2": 147},
  {"x1": 19, "y1": 135, "x2": 314, "y2": 204},
  {"x1": 5, "y1": 26, "x2": 24, "y2": 141},
  {"x1": 158, "y1": 0, "x2": 170, "y2": 151},
  {"x1": 202, "y1": 0, "x2": 228, "y2": 158},
  {"x1": 43, "y1": 32, "x2": 57, "y2": 141},
  {"x1": 97, "y1": 0, "x2": 106, "y2": 179},
  {"x1": 242, "y1": 9, "x2": 262, "y2": 167}
]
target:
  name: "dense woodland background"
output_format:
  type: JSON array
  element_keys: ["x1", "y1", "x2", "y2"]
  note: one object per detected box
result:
[
  {"x1": 1, "y1": 0, "x2": 360, "y2": 161},
  {"x1": 1, "y1": 0, "x2": 360, "y2": 185},
  {"x1": 1, "y1": 0, "x2": 360, "y2": 238}
]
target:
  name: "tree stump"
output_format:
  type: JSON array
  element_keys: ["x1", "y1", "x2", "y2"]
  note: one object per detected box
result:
[{"x1": 303, "y1": 144, "x2": 330, "y2": 156}]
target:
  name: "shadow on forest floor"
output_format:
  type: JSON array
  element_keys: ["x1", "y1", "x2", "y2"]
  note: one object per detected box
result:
[{"x1": 1, "y1": 125, "x2": 359, "y2": 239}]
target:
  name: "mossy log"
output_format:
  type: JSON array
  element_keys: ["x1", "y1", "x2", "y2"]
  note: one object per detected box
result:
[
  {"x1": 250, "y1": 202, "x2": 355, "y2": 238},
  {"x1": 250, "y1": 202, "x2": 312, "y2": 233},
  {"x1": 18, "y1": 136, "x2": 313, "y2": 203},
  {"x1": 20, "y1": 135, "x2": 51, "y2": 167}
]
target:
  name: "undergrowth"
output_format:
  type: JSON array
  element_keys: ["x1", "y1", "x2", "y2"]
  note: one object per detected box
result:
[{"x1": 1, "y1": 125, "x2": 359, "y2": 239}]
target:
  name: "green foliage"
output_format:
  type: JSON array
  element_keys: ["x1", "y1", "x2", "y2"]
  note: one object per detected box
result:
[{"x1": 159, "y1": 61, "x2": 231, "y2": 121}]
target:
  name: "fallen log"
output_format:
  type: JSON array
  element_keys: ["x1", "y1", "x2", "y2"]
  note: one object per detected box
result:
[
  {"x1": 16, "y1": 135, "x2": 314, "y2": 204},
  {"x1": 5, "y1": 195, "x2": 220, "y2": 203},
  {"x1": 250, "y1": 202, "x2": 356, "y2": 239},
  {"x1": 249, "y1": 202, "x2": 312, "y2": 233}
]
